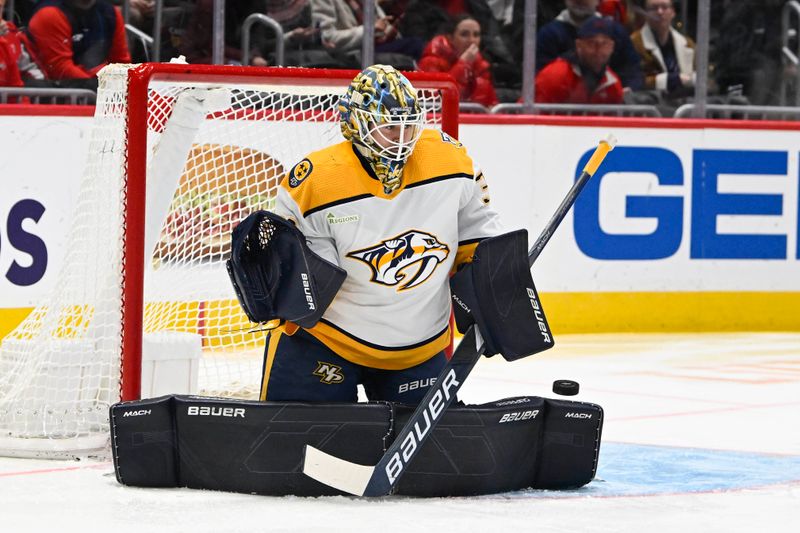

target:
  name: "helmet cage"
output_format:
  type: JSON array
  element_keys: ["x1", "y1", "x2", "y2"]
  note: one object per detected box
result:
[{"x1": 351, "y1": 107, "x2": 424, "y2": 162}]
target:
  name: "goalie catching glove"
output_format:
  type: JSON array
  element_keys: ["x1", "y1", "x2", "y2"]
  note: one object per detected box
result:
[
  {"x1": 226, "y1": 211, "x2": 346, "y2": 329},
  {"x1": 450, "y1": 229, "x2": 554, "y2": 360}
]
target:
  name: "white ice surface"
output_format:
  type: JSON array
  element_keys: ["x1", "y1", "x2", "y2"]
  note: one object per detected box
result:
[{"x1": 2, "y1": 333, "x2": 799, "y2": 533}]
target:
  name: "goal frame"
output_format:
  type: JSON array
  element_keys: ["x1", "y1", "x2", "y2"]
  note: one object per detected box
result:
[{"x1": 120, "y1": 63, "x2": 460, "y2": 402}]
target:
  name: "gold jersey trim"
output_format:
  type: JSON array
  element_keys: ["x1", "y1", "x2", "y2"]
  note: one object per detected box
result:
[{"x1": 306, "y1": 319, "x2": 451, "y2": 370}]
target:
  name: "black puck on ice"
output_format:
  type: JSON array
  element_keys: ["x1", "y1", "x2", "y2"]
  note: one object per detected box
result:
[{"x1": 552, "y1": 379, "x2": 579, "y2": 396}]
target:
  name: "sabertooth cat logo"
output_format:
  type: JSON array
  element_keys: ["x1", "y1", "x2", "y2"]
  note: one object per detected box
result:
[{"x1": 347, "y1": 230, "x2": 450, "y2": 291}]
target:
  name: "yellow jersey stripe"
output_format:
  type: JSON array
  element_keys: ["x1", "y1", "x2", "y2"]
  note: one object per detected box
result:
[{"x1": 306, "y1": 319, "x2": 451, "y2": 370}]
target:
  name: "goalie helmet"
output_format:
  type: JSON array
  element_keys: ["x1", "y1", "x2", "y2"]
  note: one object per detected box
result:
[{"x1": 339, "y1": 64, "x2": 424, "y2": 193}]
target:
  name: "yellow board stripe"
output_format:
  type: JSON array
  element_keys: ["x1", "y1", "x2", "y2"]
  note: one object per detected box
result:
[
  {"x1": 0, "y1": 300, "x2": 263, "y2": 349},
  {"x1": 0, "y1": 308, "x2": 33, "y2": 340},
  {"x1": 540, "y1": 292, "x2": 800, "y2": 333},
  {"x1": 2, "y1": 292, "x2": 798, "y2": 346}
]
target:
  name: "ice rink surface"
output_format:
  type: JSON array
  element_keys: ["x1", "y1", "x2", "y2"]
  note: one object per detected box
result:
[{"x1": 2, "y1": 333, "x2": 799, "y2": 533}]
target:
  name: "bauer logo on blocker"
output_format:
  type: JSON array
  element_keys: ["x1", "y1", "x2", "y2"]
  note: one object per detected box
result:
[{"x1": 301, "y1": 273, "x2": 315, "y2": 310}]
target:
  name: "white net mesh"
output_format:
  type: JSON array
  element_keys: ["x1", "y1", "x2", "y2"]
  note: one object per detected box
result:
[{"x1": 0, "y1": 64, "x2": 450, "y2": 458}]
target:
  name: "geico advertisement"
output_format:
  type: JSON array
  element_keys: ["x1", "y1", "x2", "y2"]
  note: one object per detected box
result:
[
  {"x1": 1, "y1": 116, "x2": 799, "y2": 309},
  {"x1": 460, "y1": 123, "x2": 800, "y2": 292}
]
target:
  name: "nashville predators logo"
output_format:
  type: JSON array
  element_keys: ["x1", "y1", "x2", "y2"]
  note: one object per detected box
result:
[
  {"x1": 313, "y1": 361, "x2": 345, "y2": 384},
  {"x1": 347, "y1": 230, "x2": 450, "y2": 291}
]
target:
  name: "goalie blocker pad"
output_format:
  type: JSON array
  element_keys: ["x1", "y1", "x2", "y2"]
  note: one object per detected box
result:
[
  {"x1": 110, "y1": 395, "x2": 602, "y2": 497},
  {"x1": 226, "y1": 211, "x2": 346, "y2": 328},
  {"x1": 450, "y1": 229, "x2": 554, "y2": 360}
]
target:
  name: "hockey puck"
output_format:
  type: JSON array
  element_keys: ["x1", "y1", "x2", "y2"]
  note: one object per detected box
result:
[{"x1": 552, "y1": 380, "x2": 579, "y2": 396}]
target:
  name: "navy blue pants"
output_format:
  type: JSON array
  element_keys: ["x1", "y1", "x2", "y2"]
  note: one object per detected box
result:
[{"x1": 260, "y1": 328, "x2": 448, "y2": 404}]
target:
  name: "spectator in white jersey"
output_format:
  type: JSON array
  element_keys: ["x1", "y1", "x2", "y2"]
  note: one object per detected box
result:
[{"x1": 258, "y1": 64, "x2": 504, "y2": 404}]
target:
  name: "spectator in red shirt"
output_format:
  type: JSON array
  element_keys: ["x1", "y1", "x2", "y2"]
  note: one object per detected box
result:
[
  {"x1": 418, "y1": 14, "x2": 498, "y2": 108},
  {"x1": 534, "y1": 17, "x2": 624, "y2": 104},
  {"x1": 27, "y1": 0, "x2": 130, "y2": 81},
  {"x1": 0, "y1": 0, "x2": 45, "y2": 89}
]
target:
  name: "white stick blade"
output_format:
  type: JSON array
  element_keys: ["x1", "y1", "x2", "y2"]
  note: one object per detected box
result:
[{"x1": 302, "y1": 445, "x2": 375, "y2": 496}]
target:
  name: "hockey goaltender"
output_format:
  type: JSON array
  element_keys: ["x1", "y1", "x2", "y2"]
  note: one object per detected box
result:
[{"x1": 110, "y1": 65, "x2": 605, "y2": 497}]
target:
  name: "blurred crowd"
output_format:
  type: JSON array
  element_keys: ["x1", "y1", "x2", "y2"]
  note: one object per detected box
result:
[{"x1": 0, "y1": 0, "x2": 796, "y2": 112}]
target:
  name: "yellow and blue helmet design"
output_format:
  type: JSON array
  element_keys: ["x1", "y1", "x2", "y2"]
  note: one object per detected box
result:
[{"x1": 339, "y1": 65, "x2": 424, "y2": 193}]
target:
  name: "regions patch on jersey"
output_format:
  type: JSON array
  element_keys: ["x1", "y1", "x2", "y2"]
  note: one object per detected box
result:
[
  {"x1": 347, "y1": 229, "x2": 450, "y2": 291},
  {"x1": 288, "y1": 158, "x2": 314, "y2": 188},
  {"x1": 439, "y1": 131, "x2": 463, "y2": 148},
  {"x1": 326, "y1": 212, "x2": 360, "y2": 225}
]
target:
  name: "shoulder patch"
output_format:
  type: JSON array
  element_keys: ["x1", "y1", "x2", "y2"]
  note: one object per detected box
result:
[
  {"x1": 288, "y1": 158, "x2": 314, "y2": 188},
  {"x1": 439, "y1": 132, "x2": 463, "y2": 148}
]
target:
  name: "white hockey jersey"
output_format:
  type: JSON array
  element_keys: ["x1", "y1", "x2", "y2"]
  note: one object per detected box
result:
[{"x1": 273, "y1": 129, "x2": 505, "y2": 369}]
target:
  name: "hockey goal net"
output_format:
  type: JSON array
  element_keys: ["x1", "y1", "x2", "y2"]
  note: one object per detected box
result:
[{"x1": 0, "y1": 63, "x2": 459, "y2": 458}]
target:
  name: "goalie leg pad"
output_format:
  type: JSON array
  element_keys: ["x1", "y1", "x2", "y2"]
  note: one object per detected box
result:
[
  {"x1": 393, "y1": 397, "x2": 546, "y2": 496},
  {"x1": 227, "y1": 211, "x2": 346, "y2": 328},
  {"x1": 450, "y1": 229, "x2": 555, "y2": 360},
  {"x1": 110, "y1": 395, "x2": 178, "y2": 488},
  {"x1": 112, "y1": 396, "x2": 392, "y2": 496},
  {"x1": 394, "y1": 396, "x2": 602, "y2": 495},
  {"x1": 535, "y1": 398, "x2": 604, "y2": 489},
  {"x1": 111, "y1": 395, "x2": 602, "y2": 496}
]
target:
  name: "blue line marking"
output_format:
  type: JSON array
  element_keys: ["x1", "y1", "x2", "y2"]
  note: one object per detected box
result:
[{"x1": 484, "y1": 443, "x2": 800, "y2": 499}]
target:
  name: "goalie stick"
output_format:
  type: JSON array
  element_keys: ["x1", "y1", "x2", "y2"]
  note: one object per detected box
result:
[{"x1": 303, "y1": 135, "x2": 617, "y2": 497}]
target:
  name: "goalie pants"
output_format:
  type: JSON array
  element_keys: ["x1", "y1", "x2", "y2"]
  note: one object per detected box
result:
[{"x1": 260, "y1": 328, "x2": 448, "y2": 404}]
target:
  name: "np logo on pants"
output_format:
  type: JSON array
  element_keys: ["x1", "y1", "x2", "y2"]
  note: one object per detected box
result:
[{"x1": 313, "y1": 361, "x2": 345, "y2": 384}]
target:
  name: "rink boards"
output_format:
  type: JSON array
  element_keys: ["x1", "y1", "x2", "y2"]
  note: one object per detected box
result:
[{"x1": 0, "y1": 109, "x2": 798, "y2": 336}]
